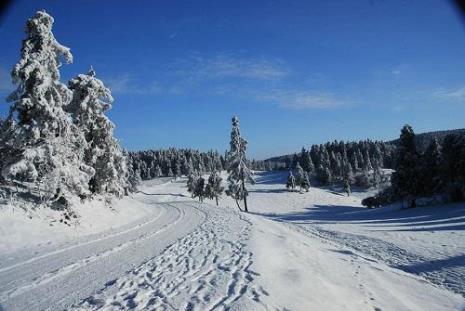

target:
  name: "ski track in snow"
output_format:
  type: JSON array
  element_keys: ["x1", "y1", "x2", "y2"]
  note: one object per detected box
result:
[
  {"x1": 73, "y1": 202, "x2": 268, "y2": 311},
  {"x1": 0, "y1": 201, "x2": 205, "y2": 311}
]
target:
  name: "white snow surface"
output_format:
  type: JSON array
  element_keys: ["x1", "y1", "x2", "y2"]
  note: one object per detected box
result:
[{"x1": 0, "y1": 172, "x2": 464, "y2": 310}]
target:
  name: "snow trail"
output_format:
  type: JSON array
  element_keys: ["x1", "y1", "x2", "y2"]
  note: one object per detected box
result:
[
  {"x1": 0, "y1": 202, "x2": 204, "y2": 310},
  {"x1": 74, "y1": 202, "x2": 268, "y2": 311}
]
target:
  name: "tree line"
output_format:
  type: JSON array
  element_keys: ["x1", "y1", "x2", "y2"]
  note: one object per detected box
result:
[
  {"x1": 128, "y1": 149, "x2": 225, "y2": 181},
  {"x1": 364, "y1": 125, "x2": 465, "y2": 208},
  {"x1": 270, "y1": 140, "x2": 395, "y2": 188}
]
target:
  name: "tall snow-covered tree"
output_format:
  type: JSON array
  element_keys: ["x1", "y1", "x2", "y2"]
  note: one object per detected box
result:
[
  {"x1": 205, "y1": 171, "x2": 224, "y2": 206},
  {"x1": 391, "y1": 125, "x2": 421, "y2": 207},
  {"x1": 441, "y1": 134, "x2": 465, "y2": 201},
  {"x1": 343, "y1": 177, "x2": 351, "y2": 197},
  {"x1": 226, "y1": 116, "x2": 253, "y2": 212},
  {"x1": 125, "y1": 151, "x2": 140, "y2": 193},
  {"x1": 420, "y1": 138, "x2": 442, "y2": 195},
  {"x1": 0, "y1": 11, "x2": 93, "y2": 202},
  {"x1": 294, "y1": 162, "x2": 304, "y2": 185},
  {"x1": 68, "y1": 67, "x2": 127, "y2": 197},
  {"x1": 154, "y1": 165, "x2": 162, "y2": 178}
]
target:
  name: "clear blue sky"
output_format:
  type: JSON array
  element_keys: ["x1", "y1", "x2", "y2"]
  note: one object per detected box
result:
[{"x1": 1, "y1": 0, "x2": 465, "y2": 159}]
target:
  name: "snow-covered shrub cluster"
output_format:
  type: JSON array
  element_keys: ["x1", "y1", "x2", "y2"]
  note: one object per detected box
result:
[
  {"x1": 0, "y1": 11, "x2": 129, "y2": 206},
  {"x1": 186, "y1": 171, "x2": 224, "y2": 205},
  {"x1": 286, "y1": 164, "x2": 310, "y2": 192}
]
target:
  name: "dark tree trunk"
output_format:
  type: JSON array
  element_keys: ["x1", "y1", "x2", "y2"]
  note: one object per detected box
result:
[
  {"x1": 240, "y1": 167, "x2": 248, "y2": 213},
  {"x1": 235, "y1": 199, "x2": 243, "y2": 212}
]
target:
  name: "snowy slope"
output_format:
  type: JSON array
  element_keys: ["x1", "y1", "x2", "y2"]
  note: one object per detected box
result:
[{"x1": 1, "y1": 172, "x2": 464, "y2": 310}]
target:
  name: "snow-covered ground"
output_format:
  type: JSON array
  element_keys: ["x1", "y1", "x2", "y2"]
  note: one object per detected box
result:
[{"x1": 0, "y1": 171, "x2": 464, "y2": 310}]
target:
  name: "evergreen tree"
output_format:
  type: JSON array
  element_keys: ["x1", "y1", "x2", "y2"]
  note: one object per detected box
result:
[
  {"x1": 300, "y1": 147, "x2": 311, "y2": 172},
  {"x1": 0, "y1": 11, "x2": 92, "y2": 203},
  {"x1": 125, "y1": 151, "x2": 140, "y2": 193},
  {"x1": 186, "y1": 173, "x2": 197, "y2": 196},
  {"x1": 193, "y1": 176, "x2": 206, "y2": 202},
  {"x1": 174, "y1": 161, "x2": 181, "y2": 179},
  {"x1": 391, "y1": 125, "x2": 421, "y2": 207},
  {"x1": 154, "y1": 165, "x2": 162, "y2": 178},
  {"x1": 205, "y1": 171, "x2": 224, "y2": 205},
  {"x1": 226, "y1": 116, "x2": 253, "y2": 212},
  {"x1": 343, "y1": 177, "x2": 351, "y2": 197},
  {"x1": 317, "y1": 164, "x2": 332, "y2": 185},
  {"x1": 300, "y1": 171, "x2": 310, "y2": 192},
  {"x1": 68, "y1": 67, "x2": 127, "y2": 197},
  {"x1": 441, "y1": 134, "x2": 465, "y2": 201},
  {"x1": 286, "y1": 171, "x2": 296, "y2": 191},
  {"x1": 294, "y1": 162, "x2": 304, "y2": 185}
]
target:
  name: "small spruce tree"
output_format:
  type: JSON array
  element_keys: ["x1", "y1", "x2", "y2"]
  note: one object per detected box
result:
[
  {"x1": 193, "y1": 176, "x2": 206, "y2": 202},
  {"x1": 205, "y1": 171, "x2": 224, "y2": 205},
  {"x1": 300, "y1": 171, "x2": 310, "y2": 192},
  {"x1": 286, "y1": 171, "x2": 296, "y2": 191}
]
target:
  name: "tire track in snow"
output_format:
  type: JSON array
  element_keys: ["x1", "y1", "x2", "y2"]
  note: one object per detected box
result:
[
  {"x1": 0, "y1": 204, "x2": 163, "y2": 274},
  {"x1": 1, "y1": 204, "x2": 185, "y2": 300},
  {"x1": 0, "y1": 201, "x2": 205, "y2": 311}
]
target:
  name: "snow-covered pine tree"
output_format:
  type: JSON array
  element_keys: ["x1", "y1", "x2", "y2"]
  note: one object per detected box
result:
[
  {"x1": 391, "y1": 125, "x2": 421, "y2": 207},
  {"x1": 68, "y1": 67, "x2": 127, "y2": 197},
  {"x1": 174, "y1": 160, "x2": 181, "y2": 179},
  {"x1": 186, "y1": 173, "x2": 197, "y2": 196},
  {"x1": 300, "y1": 147, "x2": 311, "y2": 172},
  {"x1": 125, "y1": 151, "x2": 140, "y2": 193},
  {"x1": 193, "y1": 176, "x2": 206, "y2": 202},
  {"x1": 286, "y1": 171, "x2": 296, "y2": 191},
  {"x1": 154, "y1": 165, "x2": 162, "y2": 178},
  {"x1": 420, "y1": 138, "x2": 442, "y2": 195},
  {"x1": 440, "y1": 134, "x2": 465, "y2": 201},
  {"x1": 226, "y1": 116, "x2": 253, "y2": 212},
  {"x1": 300, "y1": 171, "x2": 310, "y2": 192},
  {"x1": 317, "y1": 164, "x2": 332, "y2": 185},
  {"x1": 343, "y1": 177, "x2": 351, "y2": 196},
  {"x1": 0, "y1": 11, "x2": 93, "y2": 203},
  {"x1": 205, "y1": 171, "x2": 224, "y2": 206},
  {"x1": 294, "y1": 162, "x2": 304, "y2": 185},
  {"x1": 364, "y1": 149, "x2": 373, "y2": 171}
]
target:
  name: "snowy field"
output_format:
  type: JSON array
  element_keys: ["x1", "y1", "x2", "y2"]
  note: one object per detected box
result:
[{"x1": 0, "y1": 171, "x2": 464, "y2": 310}]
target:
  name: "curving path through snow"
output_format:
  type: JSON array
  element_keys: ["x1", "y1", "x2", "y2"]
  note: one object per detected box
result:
[{"x1": 0, "y1": 200, "x2": 204, "y2": 311}]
